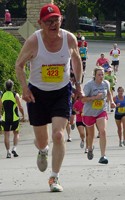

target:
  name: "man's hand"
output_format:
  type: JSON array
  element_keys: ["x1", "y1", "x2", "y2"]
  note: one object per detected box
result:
[
  {"x1": 75, "y1": 84, "x2": 84, "y2": 101},
  {"x1": 22, "y1": 87, "x2": 35, "y2": 103}
]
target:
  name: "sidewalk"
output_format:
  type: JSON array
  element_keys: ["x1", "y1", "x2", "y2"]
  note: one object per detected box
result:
[{"x1": 0, "y1": 107, "x2": 125, "y2": 200}]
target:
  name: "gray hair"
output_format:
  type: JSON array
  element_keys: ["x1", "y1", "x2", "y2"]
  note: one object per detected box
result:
[{"x1": 5, "y1": 79, "x2": 14, "y2": 91}]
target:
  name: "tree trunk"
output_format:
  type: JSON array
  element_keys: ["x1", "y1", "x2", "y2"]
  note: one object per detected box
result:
[
  {"x1": 65, "y1": 2, "x2": 79, "y2": 32},
  {"x1": 115, "y1": 13, "x2": 121, "y2": 38}
]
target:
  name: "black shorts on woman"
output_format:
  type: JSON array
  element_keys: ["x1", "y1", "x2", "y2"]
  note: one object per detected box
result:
[
  {"x1": 27, "y1": 82, "x2": 72, "y2": 126},
  {"x1": 115, "y1": 114, "x2": 125, "y2": 121}
]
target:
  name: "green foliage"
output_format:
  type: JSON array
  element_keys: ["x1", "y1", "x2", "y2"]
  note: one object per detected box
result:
[{"x1": 0, "y1": 30, "x2": 22, "y2": 94}]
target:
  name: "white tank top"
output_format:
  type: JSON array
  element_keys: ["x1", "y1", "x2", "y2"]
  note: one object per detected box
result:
[{"x1": 28, "y1": 29, "x2": 71, "y2": 91}]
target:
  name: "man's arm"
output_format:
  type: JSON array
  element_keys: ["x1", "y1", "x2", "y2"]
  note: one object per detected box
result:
[
  {"x1": 15, "y1": 33, "x2": 37, "y2": 103},
  {"x1": 15, "y1": 93, "x2": 25, "y2": 121}
]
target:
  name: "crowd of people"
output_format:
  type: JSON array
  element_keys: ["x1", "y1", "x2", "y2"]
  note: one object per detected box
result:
[{"x1": 0, "y1": 4, "x2": 124, "y2": 193}]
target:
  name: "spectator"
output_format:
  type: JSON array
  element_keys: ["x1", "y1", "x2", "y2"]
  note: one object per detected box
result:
[
  {"x1": 4, "y1": 9, "x2": 11, "y2": 27},
  {"x1": 92, "y1": 14, "x2": 97, "y2": 37}
]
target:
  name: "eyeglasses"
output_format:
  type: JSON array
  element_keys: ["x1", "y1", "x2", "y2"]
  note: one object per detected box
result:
[{"x1": 42, "y1": 18, "x2": 61, "y2": 25}]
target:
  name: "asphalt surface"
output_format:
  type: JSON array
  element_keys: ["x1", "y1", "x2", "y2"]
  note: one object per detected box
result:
[{"x1": 0, "y1": 41, "x2": 125, "y2": 200}]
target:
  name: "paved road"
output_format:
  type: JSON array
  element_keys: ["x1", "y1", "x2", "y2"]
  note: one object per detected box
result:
[{"x1": 0, "y1": 41, "x2": 125, "y2": 200}]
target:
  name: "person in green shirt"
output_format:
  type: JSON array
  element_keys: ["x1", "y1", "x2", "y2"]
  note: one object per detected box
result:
[{"x1": 105, "y1": 68, "x2": 117, "y2": 112}]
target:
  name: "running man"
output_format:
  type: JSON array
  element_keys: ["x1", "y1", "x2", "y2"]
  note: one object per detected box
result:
[
  {"x1": 0, "y1": 79, "x2": 24, "y2": 158},
  {"x1": 15, "y1": 4, "x2": 84, "y2": 192},
  {"x1": 110, "y1": 43, "x2": 120, "y2": 75}
]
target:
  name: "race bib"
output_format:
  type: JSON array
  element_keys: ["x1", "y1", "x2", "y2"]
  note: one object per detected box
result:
[
  {"x1": 42, "y1": 65, "x2": 63, "y2": 83},
  {"x1": 118, "y1": 107, "x2": 125, "y2": 113},
  {"x1": 92, "y1": 100, "x2": 103, "y2": 109},
  {"x1": 114, "y1": 54, "x2": 118, "y2": 58},
  {"x1": 81, "y1": 108, "x2": 83, "y2": 116},
  {"x1": 81, "y1": 53, "x2": 85, "y2": 57}
]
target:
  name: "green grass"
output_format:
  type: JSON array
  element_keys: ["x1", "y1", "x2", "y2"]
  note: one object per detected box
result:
[{"x1": 74, "y1": 31, "x2": 125, "y2": 41}]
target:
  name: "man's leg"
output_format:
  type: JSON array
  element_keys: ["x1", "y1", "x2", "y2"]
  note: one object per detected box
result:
[
  {"x1": 33, "y1": 125, "x2": 49, "y2": 172},
  {"x1": 13, "y1": 130, "x2": 19, "y2": 147},
  {"x1": 47, "y1": 117, "x2": 67, "y2": 192},
  {"x1": 12, "y1": 130, "x2": 19, "y2": 157},
  {"x1": 33, "y1": 124, "x2": 49, "y2": 150},
  {"x1": 51, "y1": 116, "x2": 67, "y2": 173},
  {"x1": 4, "y1": 131, "x2": 10, "y2": 150},
  {"x1": 4, "y1": 131, "x2": 11, "y2": 158}
]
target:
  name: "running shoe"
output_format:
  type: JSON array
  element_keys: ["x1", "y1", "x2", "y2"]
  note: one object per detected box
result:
[
  {"x1": 80, "y1": 140, "x2": 84, "y2": 148},
  {"x1": 67, "y1": 137, "x2": 72, "y2": 142},
  {"x1": 123, "y1": 140, "x2": 125, "y2": 146},
  {"x1": 12, "y1": 150, "x2": 19, "y2": 157},
  {"x1": 7, "y1": 152, "x2": 11, "y2": 158},
  {"x1": 119, "y1": 140, "x2": 122, "y2": 147},
  {"x1": 49, "y1": 177, "x2": 63, "y2": 192},
  {"x1": 99, "y1": 156, "x2": 108, "y2": 164},
  {"x1": 71, "y1": 123, "x2": 75, "y2": 130},
  {"x1": 85, "y1": 148, "x2": 88, "y2": 153},
  {"x1": 87, "y1": 148, "x2": 94, "y2": 160},
  {"x1": 37, "y1": 150, "x2": 48, "y2": 172}
]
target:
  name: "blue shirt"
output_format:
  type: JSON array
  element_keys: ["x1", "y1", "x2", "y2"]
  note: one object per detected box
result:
[
  {"x1": 115, "y1": 95, "x2": 125, "y2": 115},
  {"x1": 79, "y1": 47, "x2": 86, "y2": 58}
]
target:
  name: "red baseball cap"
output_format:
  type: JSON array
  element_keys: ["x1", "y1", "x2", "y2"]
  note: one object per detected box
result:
[{"x1": 40, "y1": 4, "x2": 62, "y2": 21}]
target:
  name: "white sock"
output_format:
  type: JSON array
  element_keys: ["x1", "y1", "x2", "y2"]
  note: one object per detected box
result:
[
  {"x1": 7, "y1": 149, "x2": 11, "y2": 153},
  {"x1": 12, "y1": 146, "x2": 17, "y2": 151},
  {"x1": 41, "y1": 145, "x2": 49, "y2": 153},
  {"x1": 51, "y1": 172, "x2": 59, "y2": 178}
]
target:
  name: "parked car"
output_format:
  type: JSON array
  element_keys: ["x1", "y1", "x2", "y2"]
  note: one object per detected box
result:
[
  {"x1": 104, "y1": 21, "x2": 125, "y2": 32},
  {"x1": 61, "y1": 16, "x2": 105, "y2": 33}
]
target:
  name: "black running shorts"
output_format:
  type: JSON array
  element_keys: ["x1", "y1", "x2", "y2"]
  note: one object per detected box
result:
[
  {"x1": 27, "y1": 82, "x2": 72, "y2": 126},
  {"x1": 76, "y1": 121, "x2": 86, "y2": 127},
  {"x1": 2, "y1": 120, "x2": 19, "y2": 131},
  {"x1": 112, "y1": 60, "x2": 119, "y2": 66}
]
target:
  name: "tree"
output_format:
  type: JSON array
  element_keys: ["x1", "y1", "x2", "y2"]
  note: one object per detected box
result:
[
  {"x1": 88, "y1": 0, "x2": 125, "y2": 38},
  {"x1": 55, "y1": 0, "x2": 79, "y2": 32},
  {"x1": 0, "y1": 30, "x2": 22, "y2": 94}
]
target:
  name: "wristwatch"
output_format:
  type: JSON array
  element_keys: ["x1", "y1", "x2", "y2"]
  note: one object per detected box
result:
[{"x1": 75, "y1": 81, "x2": 82, "y2": 86}]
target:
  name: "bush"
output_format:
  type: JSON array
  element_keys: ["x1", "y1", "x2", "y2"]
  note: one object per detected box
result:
[{"x1": 0, "y1": 30, "x2": 22, "y2": 94}]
